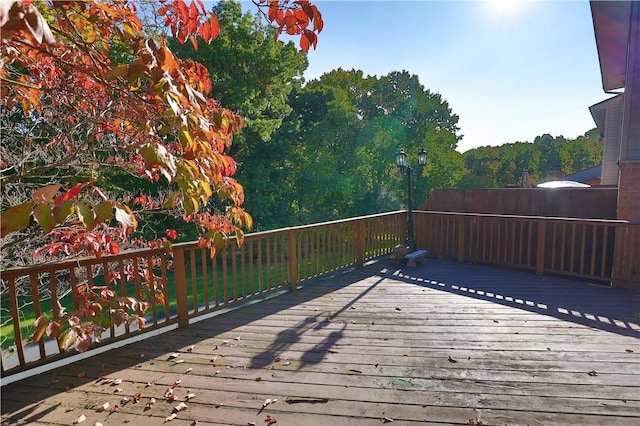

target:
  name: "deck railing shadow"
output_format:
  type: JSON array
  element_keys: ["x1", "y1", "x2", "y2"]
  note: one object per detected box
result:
[
  {"x1": 249, "y1": 274, "x2": 385, "y2": 369},
  {"x1": 387, "y1": 258, "x2": 640, "y2": 338}
]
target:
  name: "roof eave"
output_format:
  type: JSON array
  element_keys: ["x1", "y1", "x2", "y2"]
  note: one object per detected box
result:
[{"x1": 590, "y1": 1, "x2": 632, "y2": 92}]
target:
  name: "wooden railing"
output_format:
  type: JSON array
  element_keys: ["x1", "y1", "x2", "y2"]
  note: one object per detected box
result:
[
  {"x1": 2, "y1": 209, "x2": 634, "y2": 378},
  {"x1": 414, "y1": 211, "x2": 635, "y2": 282},
  {"x1": 0, "y1": 211, "x2": 405, "y2": 377}
]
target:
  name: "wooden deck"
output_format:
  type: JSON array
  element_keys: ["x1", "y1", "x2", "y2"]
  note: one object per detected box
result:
[{"x1": 2, "y1": 258, "x2": 639, "y2": 425}]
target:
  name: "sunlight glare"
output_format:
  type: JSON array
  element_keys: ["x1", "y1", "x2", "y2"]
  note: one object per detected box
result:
[{"x1": 488, "y1": 0, "x2": 528, "y2": 14}]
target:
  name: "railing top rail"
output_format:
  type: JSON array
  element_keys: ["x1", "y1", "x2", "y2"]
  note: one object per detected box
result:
[
  {"x1": 0, "y1": 247, "x2": 167, "y2": 278},
  {"x1": 172, "y1": 210, "x2": 407, "y2": 250},
  {"x1": 416, "y1": 210, "x2": 633, "y2": 225},
  {"x1": 2, "y1": 211, "x2": 406, "y2": 277}
]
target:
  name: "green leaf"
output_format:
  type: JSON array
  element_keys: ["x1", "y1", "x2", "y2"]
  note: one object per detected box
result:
[
  {"x1": 95, "y1": 201, "x2": 113, "y2": 224},
  {"x1": 53, "y1": 200, "x2": 74, "y2": 224},
  {"x1": 77, "y1": 202, "x2": 95, "y2": 230},
  {"x1": 59, "y1": 328, "x2": 78, "y2": 352},
  {"x1": 0, "y1": 202, "x2": 32, "y2": 238},
  {"x1": 33, "y1": 203, "x2": 56, "y2": 234}
]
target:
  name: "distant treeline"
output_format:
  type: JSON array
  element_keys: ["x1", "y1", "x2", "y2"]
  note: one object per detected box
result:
[{"x1": 459, "y1": 130, "x2": 602, "y2": 189}]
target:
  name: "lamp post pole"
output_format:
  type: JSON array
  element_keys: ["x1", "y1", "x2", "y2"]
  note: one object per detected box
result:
[
  {"x1": 406, "y1": 166, "x2": 415, "y2": 250},
  {"x1": 396, "y1": 148, "x2": 427, "y2": 251}
]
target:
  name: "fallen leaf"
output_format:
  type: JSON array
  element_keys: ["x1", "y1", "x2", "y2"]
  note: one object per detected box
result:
[
  {"x1": 588, "y1": 370, "x2": 598, "y2": 376},
  {"x1": 173, "y1": 402, "x2": 188, "y2": 412},
  {"x1": 165, "y1": 388, "x2": 176, "y2": 401},
  {"x1": 448, "y1": 355, "x2": 457, "y2": 363},
  {"x1": 265, "y1": 414, "x2": 277, "y2": 425},
  {"x1": 144, "y1": 397, "x2": 156, "y2": 411},
  {"x1": 262, "y1": 398, "x2": 277, "y2": 408}
]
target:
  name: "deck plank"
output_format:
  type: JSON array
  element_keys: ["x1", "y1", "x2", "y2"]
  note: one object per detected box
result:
[{"x1": 2, "y1": 259, "x2": 639, "y2": 425}]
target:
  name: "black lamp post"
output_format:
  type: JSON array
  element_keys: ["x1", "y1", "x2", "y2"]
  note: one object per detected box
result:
[{"x1": 395, "y1": 147, "x2": 427, "y2": 250}]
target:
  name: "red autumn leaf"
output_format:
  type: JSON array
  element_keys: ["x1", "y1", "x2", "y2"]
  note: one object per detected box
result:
[
  {"x1": 300, "y1": 32, "x2": 309, "y2": 52},
  {"x1": 54, "y1": 183, "x2": 83, "y2": 205},
  {"x1": 33, "y1": 184, "x2": 62, "y2": 203}
]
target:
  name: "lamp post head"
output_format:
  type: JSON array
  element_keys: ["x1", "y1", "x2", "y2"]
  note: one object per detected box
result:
[
  {"x1": 395, "y1": 149, "x2": 408, "y2": 170},
  {"x1": 418, "y1": 147, "x2": 427, "y2": 167}
]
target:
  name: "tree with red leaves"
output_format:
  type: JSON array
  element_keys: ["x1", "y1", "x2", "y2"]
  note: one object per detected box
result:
[{"x1": 0, "y1": 0, "x2": 322, "y2": 353}]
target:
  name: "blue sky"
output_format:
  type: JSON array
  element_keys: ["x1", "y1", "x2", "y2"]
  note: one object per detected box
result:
[{"x1": 288, "y1": 0, "x2": 606, "y2": 153}]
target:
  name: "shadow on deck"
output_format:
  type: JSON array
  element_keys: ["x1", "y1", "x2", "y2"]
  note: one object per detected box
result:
[{"x1": 2, "y1": 258, "x2": 639, "y2": 425}]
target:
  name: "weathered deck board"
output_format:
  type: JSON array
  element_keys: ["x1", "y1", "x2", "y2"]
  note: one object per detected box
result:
[{"x1": 2, "y1": 259, "x2": 639, "y2": 425}]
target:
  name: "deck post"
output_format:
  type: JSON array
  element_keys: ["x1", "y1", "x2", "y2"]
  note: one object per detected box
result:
[
  {"x1": 287, "y1": 230, "x2": 298, "y2": 292},
  {"x1": 536, "y1": 219, "x2": 547, "y2": 275},
  {"x1": 173, "y1": 245, "x2": 189, "y2": 327},
  {"x1": 356, "y1": 220, "x2": 366, "y2": 268}
]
